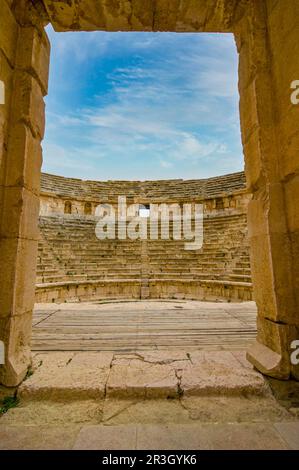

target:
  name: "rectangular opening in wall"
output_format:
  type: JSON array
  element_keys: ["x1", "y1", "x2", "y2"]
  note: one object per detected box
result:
[{"x1": 34, "y1": 29, "x2": 255, "y2": 356}]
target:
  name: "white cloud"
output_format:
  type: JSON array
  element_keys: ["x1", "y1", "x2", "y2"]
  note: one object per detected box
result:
[
  {"x1": 44, "y1": 30, "x2": 243, "y2": 179},
  {"x1": 46, "y1": 26, "x2": 112, "y2": 62},
  {"x1": 172, "y1": 135, "x2": 219, "y2": 161},
  {"x1": 160, "y1": 160, "x2": 173, "y2": 168}
]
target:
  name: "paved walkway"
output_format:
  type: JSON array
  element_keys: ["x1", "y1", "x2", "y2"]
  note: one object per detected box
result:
[
  {"x1": 1, "y1": 388, "x2": 299, "y2": 449},
  {"x1": 2, "y1": 301, "x2": 297, "y2": 450},
  {"x1": 32, "y1": 300, "x2": 257, "y2": 352},
  {"x1": 1, "y1": 352, "x2": 299, "y2": 449},
  {"x1": 1, "y1": 421, "x2": 299, "y2": 450}
]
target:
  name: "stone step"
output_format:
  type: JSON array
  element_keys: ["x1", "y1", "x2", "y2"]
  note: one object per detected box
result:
[
  {"x1": 232, "y1": 268, "x2": 252, "y2": 275},
  {"x1": 18, "y1": 351, "x2": 269, "y2": 401},
  {"x1": 37, "y1": 212, "x2": 251, "y2": 291},
  {"x1": 229, "y1": 274, "x2": 252, "y2": 282}
]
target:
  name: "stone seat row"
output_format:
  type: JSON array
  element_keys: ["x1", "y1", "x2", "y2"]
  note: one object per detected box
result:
[{"x1": 36, "y1": 214, "x2": 252, "y2": 290}]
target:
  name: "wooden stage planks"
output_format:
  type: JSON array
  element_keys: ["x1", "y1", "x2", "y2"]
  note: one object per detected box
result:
[{"x1": 31, "y1": 300, "x2": 257, "y2": 352}]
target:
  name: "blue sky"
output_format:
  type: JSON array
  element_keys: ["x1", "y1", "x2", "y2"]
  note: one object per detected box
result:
[{"x1": 43, "y1": 26, "x2": 243, "y2": 180}]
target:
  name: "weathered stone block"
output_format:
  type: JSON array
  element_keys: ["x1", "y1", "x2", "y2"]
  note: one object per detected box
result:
[
  {"x1": 43, "y1": 0, "x2": 245, "y2": 33},
  {"x1": 19, "y1": 352, "x2": 113, "y2": 400},
  {"x1": 267, "y1": 232, "x2": 296, "y2": 322},
  {"x1": 239, "y1": 81, "x2": 259, "y2": 147},
  {"x1": 0, "y1": 186, "x2": 40, "y2": 239},
  {"x1": 0, "y1": 310, "x2": 32, "y2": 386},
  {"x1": 11, "y1": 71, "x2": 45, "y2": 139},
  {"x1": 0, "y1": 0, "x2": 19, "y2": 65},
  {"x1": 284, "y1": 175, "x2": 299, "y2": 233},
  {"x1": 247, "y1": 193, "x2": 268, "y2": 239},
  {"x1": 16, "y1": 26, "x2": 50, "y2": 96},
  {"x1": 247, "y1": 233, "x2": 277, "y2": 319},
  {"x1": 0, "y1": 237, "x2": 38, "y2": 317},
  {"x1": 248, "y1": 316, "x2": 299, "y2": 380},
  {"x1": 181, "y1": 351, "x2": 267, "y2": 396},
  {"x1": 266, "y1": 0, "x2": 281, "y2": 15},
  {"x1": 106, "y1": 354, "x2": 180, "y2": 398},
  {"x1": 5, "y1": 123, "x2": 42, "y2": 195},
  {"x1": 248, "y1": 189, "x2": 296, "y2": 324},
  {"x1": 256, "y1": 316, "x2": 288, "y2": 357},
  {"x1": 243, "y1": 129, "x2": 265, "y2": 190},
  {"x1": 288, "y1": 228, "x2": 299, "y2": 301},
  {"x1": 280, "y1": 126, "x2": 299, "y2": 177},
  {"x1": 247, "y1": 339, "x2": 289, "y2": 380},
  {"x1": 0, "y1": 50, "x2": 14, "y2": 185},
  {"x1": 268, "y1": 0, "x2": 299, "y2": 42},
  {"x1": 153, "y1": 0, "x2": 180, "y2": 31}
]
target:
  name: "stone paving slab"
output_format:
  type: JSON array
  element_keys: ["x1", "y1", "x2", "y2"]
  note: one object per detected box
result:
[
  {"x1": 19, "y1": 352, "x2": 113, "y2": 400},
  {"x1": 0, "y1": 400, "x2": 104, "y2": 426},
  {"x1": 107, "y1": 351, "x2": 267, "y2": 398},
  {"x1": 18, "y1": 350, "x2": 268, "y2": 400},
  {"x1": 0, "y1": 425, "x2": 80, "y2": 450},
  {"x1": 135, "y1": 423, "x2": 289, "y2": 450},
  {"x1": 73, "y1": 424, "x2": 137, "y2": 450},
  {"x1": 0, "y1": 392, "x2": 297, "y2": 450},
  {"x1": 180, "y1": 351, "x2": 267, "y2": 396},
  {"x1": 1, "y1": 423, "x2": 290, "y2": 450},
  {"x1": 1, "y1": 395, "x2": 293, "y2": 428},
  {"x1": 106, "y1": 352, "x2": 188, "y2": 399},
  {"x1": 66, "y1": 422, "x2": 299, "y2": 451},
  {"x1": 274, "y1": 422, "x2": 299, "y2": 450}
]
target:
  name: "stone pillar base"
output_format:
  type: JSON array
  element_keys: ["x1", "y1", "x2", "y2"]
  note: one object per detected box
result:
[{"x1": 247, "y1": 341, "x2": 290, "y2": 380}]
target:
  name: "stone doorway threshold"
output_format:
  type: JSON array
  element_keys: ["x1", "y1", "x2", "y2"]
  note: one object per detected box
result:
[
  {"x1": 20, "y1": 349, "x2": 266, "y2": 400},
  {"x1": 2, "y1": 350, "x2": 299, "y2": 450}
]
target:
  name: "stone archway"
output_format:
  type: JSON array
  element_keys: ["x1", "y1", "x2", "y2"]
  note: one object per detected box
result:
[{"x1": 0, "y1": 0, "x2": 298, "y2": 386}]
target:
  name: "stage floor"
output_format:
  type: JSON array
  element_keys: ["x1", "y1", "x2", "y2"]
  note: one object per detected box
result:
[{"x1": 31, "y1": 300, "x2": 257, "y2": 352}]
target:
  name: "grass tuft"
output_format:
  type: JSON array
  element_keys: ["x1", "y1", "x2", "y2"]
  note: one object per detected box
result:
[{"x1": 0, "y1": 395, "x2": 20, "y2": 416}]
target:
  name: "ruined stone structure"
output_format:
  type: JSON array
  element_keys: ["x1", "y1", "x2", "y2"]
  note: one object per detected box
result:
[
  {"x1": 39, "y1": 171, "x2": 248, "y2": 216},
  {"x1": 0, "y1": 0, "x2": 298, "y2": 387},
  {"x1": 36, "y1": 171, "x2": 252, "y2": 303}
]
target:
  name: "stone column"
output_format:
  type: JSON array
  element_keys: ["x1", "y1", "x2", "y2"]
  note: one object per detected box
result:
[
  {"x1": 236, "y1": 0, "x2": 299, "y2": 379},
  {"x1": 0, "y1": 0, "x2": 50, "y2": 386}
]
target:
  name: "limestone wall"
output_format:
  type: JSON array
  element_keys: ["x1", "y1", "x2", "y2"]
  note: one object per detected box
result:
[
  {"x1": 36, "y1": 171, "x2": 252, "y2": 303},
  {"x1": 0, "y1": 0, "x2": 50, "y2": 386},
  {"x1": 39, "y1": 171, "x2": 249, "y2": 216},
  {"x1": 3, "y1": 0, "x2": 298, "y2": 385}
]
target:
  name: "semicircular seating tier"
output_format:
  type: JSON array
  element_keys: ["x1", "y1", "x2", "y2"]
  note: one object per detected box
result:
[{"x1": 36, "y1": 171, "x2": 253, "y2": 303}]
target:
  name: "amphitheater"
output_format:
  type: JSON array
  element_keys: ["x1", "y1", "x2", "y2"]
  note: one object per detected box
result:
[
  {"x1": 36, "y1": 171, "x2": 252, "y2": 304},
  {"x1": 29, "y1": 170, "x2": 257, "y2": 353},
  {"x1": 1, "y1": 0, "x2": 299, "y2": 451}
]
